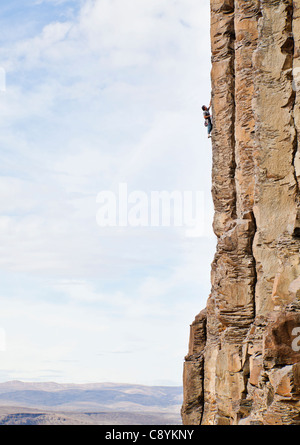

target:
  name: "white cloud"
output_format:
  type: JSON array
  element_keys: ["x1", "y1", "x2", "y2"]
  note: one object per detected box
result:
[
  {"x1": 52, "y1": 279, "x2": 127, "y2": 304},
  {"x1": 0, "y1": 0, "x2": 213, "y2": 384}
]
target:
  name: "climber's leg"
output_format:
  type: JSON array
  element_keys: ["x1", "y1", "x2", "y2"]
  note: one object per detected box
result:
[{"x1": 207, "y1": 122, "x2": 212, "y2": 138}]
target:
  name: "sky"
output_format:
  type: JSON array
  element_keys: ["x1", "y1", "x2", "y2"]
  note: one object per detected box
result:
[{"x1": 0, "y1": 0, "x2": 215, "y2": 386}]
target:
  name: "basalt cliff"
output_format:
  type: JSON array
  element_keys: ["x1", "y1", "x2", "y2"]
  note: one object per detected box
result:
[{"x1": 182, "y1": 0, "x2": 300, "y2": 425}]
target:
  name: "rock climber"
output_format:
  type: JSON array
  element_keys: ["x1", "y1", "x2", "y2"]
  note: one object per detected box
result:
[{"x1": 202, "y1": 101, "x2": 213, "y2": 138}]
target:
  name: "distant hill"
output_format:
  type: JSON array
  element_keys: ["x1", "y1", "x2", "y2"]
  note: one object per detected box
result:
[{"x1": 0, "y1": 381, "x2": 183, "y2": 425}]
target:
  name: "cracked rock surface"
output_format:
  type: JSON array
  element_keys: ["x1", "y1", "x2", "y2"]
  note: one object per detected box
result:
[{"x1": 182, "y1": 0, "x2": 300, "y2": 425}]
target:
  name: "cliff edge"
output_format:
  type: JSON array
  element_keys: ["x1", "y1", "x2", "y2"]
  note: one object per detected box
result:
[{"x1": 182, "y1": 0, "x2": 300, "y2": 425}]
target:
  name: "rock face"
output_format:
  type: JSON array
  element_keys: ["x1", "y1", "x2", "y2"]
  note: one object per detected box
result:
[{"x1": 182, "y1": 0, "x2": 300, "y2": 425}]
